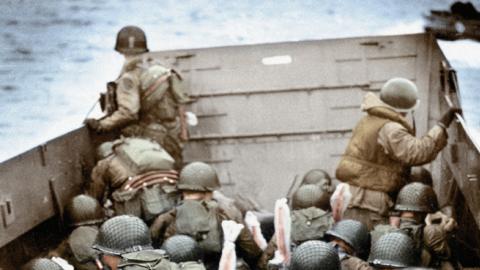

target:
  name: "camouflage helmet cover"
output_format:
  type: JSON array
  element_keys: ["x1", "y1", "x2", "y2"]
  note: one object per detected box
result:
[
  {"x1": 380, "y1": 78, "x2": 419, "y2": 112},
  {"x1": 395, "y1": 182, "x2": 438, "y2": 213},
  {"x1": 64, "y1": 194, "x2": 105, "y2": 227},
  {"x1": 368, "y1": 232, "x2": 418, "y2": 268},
  {"x1": 115, "y1": 25, "x2": 148, "y2": 54},
  {"x1": 290, "y1": 240, "x2": 340, "y2": 270},
  {"x1": 178, "y1": 162, "x2": 220, "y2": 192},
  {"x1": 93, "y1": 215, "x2": 152, "y2": 255},
  {"x1": 24, "y1": 258, "x2": 63, "y2": 270},
  {"x1": 325, "y1": 219, "x2": 370, "y2": 257},
  {"x1": 162, "y1": 235, "x2": 203, "y2": 263},
  {"x1": 292, "y1": 184, "x2": 330, "y2": 211}
]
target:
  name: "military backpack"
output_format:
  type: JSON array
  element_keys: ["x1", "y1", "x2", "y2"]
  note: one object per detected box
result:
[{"x1": 290, "y1": 207, "x2": 334, "y2": 245}]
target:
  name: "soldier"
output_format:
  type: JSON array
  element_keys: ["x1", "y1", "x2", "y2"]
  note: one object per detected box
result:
[
  {"x1": 22, "y1": 258, "x2": 63, "y2": 270},
  {"x1": 150, "y1": 162, "x2": 261, "y2": 269},
  {"x1": 258, "y1": 184, "x2": 334, "y2": 270},
  {"x1": 335, "y1": 77, "x2": 461, "y2": 229},
  {"x1": 49, "y1": 194, "x2": 106, "y2": 270},
  {"x1": 86, "y1": 137, "x2": 178, "y2": 222},
  {"x1": 84, "y1": 25, "x2": 191, "y2": 168},
  {"x1": 290, "y1": 240, "x2": 340, "y2": 270},
  {"x1": 161, "y1": 235, "x2": 206, "y2": 269},
  {"x1": 93, "y1": 215, "x2": 177, "y2": 270},
  {"x1": 368, "y1": 232, "x2": 419, "y2": 269},
  {"x1": 300, "y1": 168, "x2": 332, "y2": 190},
  {"x1": 325, "y1": 219, "x2": 372, "y2": 270}
]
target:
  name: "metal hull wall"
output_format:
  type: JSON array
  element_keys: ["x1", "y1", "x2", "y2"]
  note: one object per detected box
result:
[{"x1": 0, "y1": 33, "x2": 479, "y2": 267}]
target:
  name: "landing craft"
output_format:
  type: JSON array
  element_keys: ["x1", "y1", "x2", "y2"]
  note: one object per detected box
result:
[{"x1": 0, "y1": 33, "x2": 479, "y2": 268}]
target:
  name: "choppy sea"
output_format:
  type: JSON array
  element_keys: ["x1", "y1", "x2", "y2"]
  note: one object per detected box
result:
[{"x1": 0, "y1": 0, "x2": 478, "y2": 160}]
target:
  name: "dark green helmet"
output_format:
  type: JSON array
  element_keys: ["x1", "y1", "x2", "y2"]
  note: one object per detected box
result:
[
  {"x1": 93, "y1": 215, "x2": 152, "y2": 255},
  {"x1": 162, "y1": 235, "x2": 203, "y2": 263},
  {"x1": 178, "y1": 162, "x2": 220, "y2": 192},
  {"x1": 114, "y1": 25, "x2": 148, "y2": 54},
  {"x1": 395, "y1": 182, "x2": 438, "y2": 213},
  {"x1": 380, "y1": 78, "x2": 419, "y2": 112},
  {"x1": 290, "y1": 240, "x2": 340, "y2": 270},
  {"x1": 368, "y1": 232, "x2": 418, "y2": 268},
  {"x1": 409, "y1": 167, "x2": 433, "y2": 186},
  {"x1": 64, "y1": 194, "x2": 105, "y2": 227},
  {"x1": 292, "y1": 184, "x2": 330, "y2": 210},
  {"x1": 325, "y1": 219, "x2": 370, "y2": 258},
  {"x1": 24, "y1": 258, "x2": 63, "y2": 270},
  {"x1": 301, "y1": 169, "x2": 332, "y2": 187}
]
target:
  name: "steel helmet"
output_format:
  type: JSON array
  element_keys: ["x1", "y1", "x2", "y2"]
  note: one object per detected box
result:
[
  {"x1": 369, "y1": 232, "x2": 418, "y2": 268},
  {"x1": 395, "y1": 182, "x2": 438, "y2": 213},
  {"x1": 162, "y1": 235, "x2": 203, "y2": 263},
  {"x1": 325, "y1": 219, "x2": 370, "y2": 258},
  {"x1": 23, "y1": 258, "x2": 63, "y2": 270},
  {"x1": 290, "y1": 240, "x2": 340, "y2": 270},
  {"x1": 178, "y1": 162, "x2": 220, "y2": 192},
  {"x1": 115, "y1": 25, "x2": 149, "y2": 54},
  {"x1": 64, "y1": 194, "x2": 105, "y2": 227},
  {"x1": 301, "y1": 169, "x2": 332, "y2": 188},
  {"x1": 380, "y1": 78, "x2": 419, "y2": 112},
  {"x1": 93, "y1": 215, "x2": 152, "y2": 255},
  {"x1": 292, "y1": 184, "x2": 330, "y2": 210}
]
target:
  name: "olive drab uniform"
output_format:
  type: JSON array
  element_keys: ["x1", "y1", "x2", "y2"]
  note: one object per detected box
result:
[
  {"x1": 336, "y1": 92, "x2": 448, "y2": 229},
  {"x1": 87, "y1": 138, "x2": 178, "y2": 221},
  {"x1": 150, "y1": 200, "x2": 261, "y2": 270},
  {"x1": 97, "y1": 56, "x2": 190, "y2": 169},
  {"x1": 116, "y1": 250, "x2": 180, "y2": 270}
]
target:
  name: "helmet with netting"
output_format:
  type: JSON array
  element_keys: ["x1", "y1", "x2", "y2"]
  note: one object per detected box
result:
[
  {"x1": 326, "y1": 219, "x2": 370, "y2": 258},
  {"x1": 290, "y1": 240, "x2": 340, "y2": 270},
  {"x1": 162, "y1": 235, "x2": 203, "y2": 263},
  {"x1": 64, "y1": 194, "x2": 105, "y2": 227},
  {"x1": 23, "y1": 258, "x2": 63, "y2": 270},
  {"x1": 292, "y1": 184, "x2": 330, "y2": 210},
  {"x1": 395, "y1": 182, "x2": 438, "y2": 213},
  {"x1": 93, "y1": 215, "x2": 152, "y2": 255},
  {"x1": 301, "y1": 169, "x2": 332, "y2": 187},
  {"x1": 368, "y1": 232, "x2": 418, "y2": 268},
  {"x1": 178, "y1": 162, "x2": 220, "y2": 192}
]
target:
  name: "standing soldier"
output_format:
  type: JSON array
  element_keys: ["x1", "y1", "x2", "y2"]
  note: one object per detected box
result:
[
  {"x1": 84, "y1": 25, "x2": 191, "y2": 168},
  {"x1": 335, "y1": 77, "x2": 460, "y2": 229}
]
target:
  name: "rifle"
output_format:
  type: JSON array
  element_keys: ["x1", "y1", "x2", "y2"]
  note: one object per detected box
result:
[{"x1": 99, "y1": 81, "x2": 118, "y2": 116}]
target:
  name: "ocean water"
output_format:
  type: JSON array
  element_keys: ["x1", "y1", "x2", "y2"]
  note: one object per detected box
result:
[{"x1": 0, "y1": 0, "x2": 478, "y2": 160}]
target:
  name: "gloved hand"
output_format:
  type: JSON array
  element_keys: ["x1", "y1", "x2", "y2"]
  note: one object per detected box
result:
[
  {"x1": 438, "y1": 107, "x2": 462, "y2": 128},
  {"x1": 222, "y1": 220, "x2": 244, "y2": 244},
  {"x1": 423, "y1": 211, "x2": 457, "y2": 259},
  {"x1": 84, "y1": 118, "x2": 102, "y2": 132}
]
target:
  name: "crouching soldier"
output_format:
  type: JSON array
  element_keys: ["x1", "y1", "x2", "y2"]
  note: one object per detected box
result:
[
  {"x1": 84, "y1": 26, "x2": 191, "y2": 169},
  {"x1": 150, "y1": 162, "x2": 261, "y2": 269},
  {"x1": 87, "y1": 137, "x2": 179, "y2": 222},
  {"x1": 93, "y1": 215, "x2": 178, "y2": 270},
  {"x1": 335, "y1": 78, "x2": 460, "y2": 230},
  {"x1": 258, "y1": 184, "x2": 334, "y2": 270},
  {"x1": 326, "y1": 220, "x2": 372, "y2": 270},
  {"x1": 49, "y1": 194, "x2": 106, "y2": 270},
  {"x1": 371, "y1": 182, "x2": 458, "y2": 268}
]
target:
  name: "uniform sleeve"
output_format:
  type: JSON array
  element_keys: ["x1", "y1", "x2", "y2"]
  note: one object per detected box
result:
[
  {"x1": 169, "y1": 72, "x2": 191, "y2": 104},
  {"x1": 150, "y1": 209, "x2": 176, "y2": 246},
  {"x1": 341, "y1": 256, "x2": 374, "y2": 270},
  {"x1": 378, "y1": 123, "x2": 448, "y2": 166},
  {"x1": 257, "y1": 235, "x2": 277, "y2": 270},
  {"x1": 87, "y1": 158, "x2": 111, "y2": 203},
  {"x1": 423, "y1": 224, "x2": 451, "y2": 259},
  {"x1": 98, "y1": 72, "x2": 141, "y2": 131}
]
